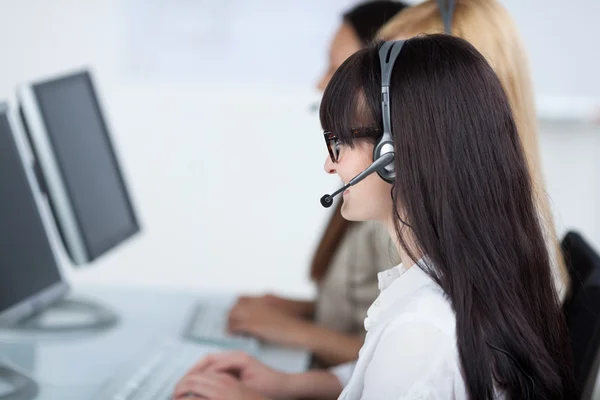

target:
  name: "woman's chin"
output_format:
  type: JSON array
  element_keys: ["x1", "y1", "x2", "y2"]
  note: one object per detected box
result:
[{"x1": 341, "y1": 202, "x2": 361, "y2": 222}]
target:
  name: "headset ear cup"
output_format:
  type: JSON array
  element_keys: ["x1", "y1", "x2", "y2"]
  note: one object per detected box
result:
[
  {"x1": 378, "y1": 167, "x2": 395, "y2": 183},
  {"x1": 377, "y1": 162, "x2": 395, "y2": 183},
  {"x1": 373, "y1": 135, "x2": 396, "y2": 184}
]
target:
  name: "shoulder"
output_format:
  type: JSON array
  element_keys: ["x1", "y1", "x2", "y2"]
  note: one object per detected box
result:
[
  {"x1": 364, "y1": 297, "x2": 462, "y2": 397},
  {"x1": 361, "y1": 267, "x2": 464, "y2": 397},
  {"x1": 385, "y1": 275, "x2": 456, "y2": 338}
]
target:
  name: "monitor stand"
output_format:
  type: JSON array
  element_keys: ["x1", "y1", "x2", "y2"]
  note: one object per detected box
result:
[
  {"x1": 0, "y1": 364, "x2": 38, "y2": 400},
  {"x1": 10, "y1": 296, "x2": 119, "y2": 337}
]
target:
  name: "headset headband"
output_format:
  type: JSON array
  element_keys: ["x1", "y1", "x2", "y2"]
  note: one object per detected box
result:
[
  {"x1": 378, "y1": 41, "x2": 405, "y2": 141},
  {"x1": 436, "y1": 0, "x2": 456, "y2": 34}
]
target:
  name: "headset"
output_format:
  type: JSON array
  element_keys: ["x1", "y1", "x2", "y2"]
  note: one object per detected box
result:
[
  {"x1": 351, "y1": 2, "x2": 459, "y2": 239},
  {"x1": 374, "y1": 0, "x2": 456, "y2": 183}
]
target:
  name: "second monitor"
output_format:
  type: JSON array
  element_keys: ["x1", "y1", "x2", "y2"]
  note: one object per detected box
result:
[{"x1": 18, "y1": 70, "x2": 140, "y2": 266}]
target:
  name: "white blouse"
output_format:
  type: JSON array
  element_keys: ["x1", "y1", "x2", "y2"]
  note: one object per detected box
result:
[{"x1": 331, "y1": 260, "x2": 469, "y2": 399}]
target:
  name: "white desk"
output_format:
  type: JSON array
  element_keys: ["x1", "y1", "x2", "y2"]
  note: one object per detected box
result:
[{"x1": 0, "y1": 285, "x2": 310, "y2": 400}]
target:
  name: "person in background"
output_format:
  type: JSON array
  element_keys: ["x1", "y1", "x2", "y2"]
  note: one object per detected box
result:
[
  {"x1": 225, "y1": 0, "x2": 407, "y2": 368},
  {"x1": 173, "y1": 34, "x2": 577, "y2": 400},
  {"x1": 378, "y1": 0, "x2": 571, "y2": 301}
]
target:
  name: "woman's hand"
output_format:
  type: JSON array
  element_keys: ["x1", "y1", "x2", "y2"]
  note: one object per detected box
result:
[
  {"x1": 173, "y1": 352, "x2": 289, "y2": 400},
  {"x1": 228, "y1": 297, "x2": 313, "y2": 347},
  {"x1": 173, "y1": 352, "x2": 345, "y2": 400},
  {"x1": 172, "y1": 371, "x2": 269, "y2": 400},
  {"x1": 229, "y1": 295, "x2": 364, "y2": 366}
]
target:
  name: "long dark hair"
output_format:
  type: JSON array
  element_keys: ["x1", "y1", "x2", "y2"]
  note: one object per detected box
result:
[
  {"x1": 311, "y1": 0, "x2": 407, "y2": 282},
  {"x1": 319, "y1": 34, "x2": 576, "y2": 399}
]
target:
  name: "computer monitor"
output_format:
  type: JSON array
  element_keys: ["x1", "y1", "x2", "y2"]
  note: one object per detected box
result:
[
  {"x1": 0, "y1": 102, "x2": 68, "y2": 327},
  {"x1": 17, "y1": 70, "x2": 140, "y2": 265}
]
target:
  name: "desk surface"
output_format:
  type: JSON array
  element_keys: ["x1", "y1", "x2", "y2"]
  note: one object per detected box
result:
[{"x1": 0, "y1": 285, "x2": 310, "y2": 400}]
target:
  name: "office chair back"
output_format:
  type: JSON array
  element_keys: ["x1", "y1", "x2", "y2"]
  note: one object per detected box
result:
[{"x1": 562, "y1": 231, "x2": 600, "y2": 399}]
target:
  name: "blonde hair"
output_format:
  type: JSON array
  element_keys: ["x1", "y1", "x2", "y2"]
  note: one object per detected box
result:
[{"x1": 379, "y1": 0, "x2": 570, "y2": 300}]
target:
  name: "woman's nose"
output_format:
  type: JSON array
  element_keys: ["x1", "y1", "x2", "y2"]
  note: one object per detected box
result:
[{"x1": 324, "y1": 156, "x2": 336, "y2": 175}]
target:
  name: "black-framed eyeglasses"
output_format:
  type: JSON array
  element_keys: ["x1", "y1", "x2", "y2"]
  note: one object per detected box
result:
[{"x1": 323, "y1": 127, "x2": 382, "y2": 163}]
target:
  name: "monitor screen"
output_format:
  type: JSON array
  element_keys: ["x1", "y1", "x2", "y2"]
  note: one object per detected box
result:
[
  {"x1": 21, "y1": 71, "x2": 139, "y2": 263},
  {"x1": 0, "y1": 104, "x2": 65, "y2": 320}
]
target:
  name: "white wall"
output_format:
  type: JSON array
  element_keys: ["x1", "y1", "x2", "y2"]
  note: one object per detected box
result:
[
  {"x1": 502, "y1": 0, "x2": 600, "y2": 116},
  {"x1": 0, "y1": 0, "x2": 351, "y2": 298},
  {"x1": 0, "y1": 0, "x2": 599, "y2": 300}
]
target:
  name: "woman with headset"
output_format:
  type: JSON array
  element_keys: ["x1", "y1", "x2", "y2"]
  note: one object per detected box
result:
[
  {"x1": 225, "y1": 0, "x2": 407, "y2": 368},
  {"x1": 173, "y1": 34, "x2": 576, "y2": 400}
]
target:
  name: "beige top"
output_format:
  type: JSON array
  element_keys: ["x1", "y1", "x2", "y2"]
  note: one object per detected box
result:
[{"x1": 314, "y1": 221, "x2": 398, "y2": 336}]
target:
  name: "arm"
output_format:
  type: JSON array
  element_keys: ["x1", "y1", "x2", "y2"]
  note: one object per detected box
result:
[
  {"x1": 280, "y1": 370, "x2": 344, "y2": 400},
  {"x1": 267, "y1": 296, "x2": 315, "y2": 319},
  {"x1": 233, "y1": 295, "x2": 315, "y2": 319},
  {"x1": 292, "y1": 320, "x2": 364, "y2": 366},
  {"x1": 228, "y1": 301, "x2": 363, "y2": 365}
]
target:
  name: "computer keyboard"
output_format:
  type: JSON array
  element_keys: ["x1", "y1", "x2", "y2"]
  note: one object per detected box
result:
[
  {"x1": 89, "y1": 340, "x2": 211, "y2": 400},
  {"x1": 89, "y1": 335, "x2": 309, "y2": 400},
  {"x1": 181, "y1": 302, "x2": 260, "y2": 353},
  {"x1": 88, "y1": 300, "x2": 308, "y2": 400}
]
